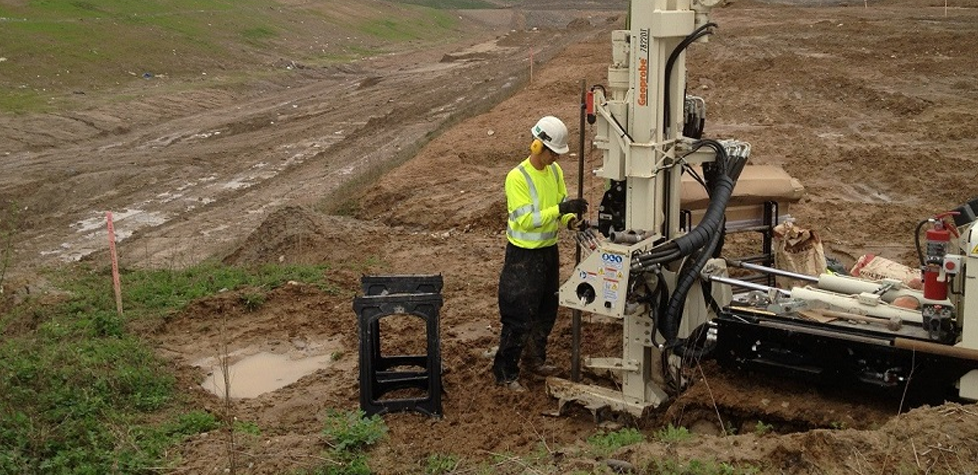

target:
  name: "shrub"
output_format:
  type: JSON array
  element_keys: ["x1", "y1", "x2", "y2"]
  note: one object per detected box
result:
[{"x1": 322, "y1": 410, "x2": 388, "y2": 452}]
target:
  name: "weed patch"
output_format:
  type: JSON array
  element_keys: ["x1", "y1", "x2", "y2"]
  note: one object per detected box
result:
[
  {"x1": 655, "y1": 424, "x2": 694, "y2": 443},
  {"x1": 424, "y1": 453, "x2": 460, "y2": 474},
  {"x1": 295, "y1": 410, "x2": 388, "y2": 475},
  {"x1": 586, "y1": 427, "x2": 645, "y2": 457},
  {"x1": 322, "y1": 409, "x2": 388, "y2": 452}
]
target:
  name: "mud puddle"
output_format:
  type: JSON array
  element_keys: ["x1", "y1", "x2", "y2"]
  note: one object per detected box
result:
[{"x1": 196, "y1": 338, "x2": 344, "y2": 399}]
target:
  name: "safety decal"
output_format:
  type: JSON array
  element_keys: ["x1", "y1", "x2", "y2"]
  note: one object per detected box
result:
[
  {"x1": 601, "y1": 252, "x2": 625, "y2": 270},
  {"x1": 603, "y1": 280, "x2": 619, "y2": 302}
]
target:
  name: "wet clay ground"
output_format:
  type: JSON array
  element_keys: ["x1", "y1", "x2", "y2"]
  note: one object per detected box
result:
[{"x1": 3, "y1": 0, "x2": 978, "y2": 473}]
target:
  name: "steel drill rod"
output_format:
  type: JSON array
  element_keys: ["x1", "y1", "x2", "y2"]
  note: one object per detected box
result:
[
  {"x1": 725, "y1": 259, "x2": 819, "y2": 283},
  {"x1": 707, "y1": 274, "x2": 792, "y2": 296},
  {"x1": 571, "y1": 78, "x2": 586, "y2": 383}
]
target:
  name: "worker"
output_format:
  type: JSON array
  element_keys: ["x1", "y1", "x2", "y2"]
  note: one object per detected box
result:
[{"x1": 493, "y1": 115, "x2": 588, "y2": 392}]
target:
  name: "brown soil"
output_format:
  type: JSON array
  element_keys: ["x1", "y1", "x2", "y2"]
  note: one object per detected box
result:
[{"x1": 3, "y1": 0, "x2": 978, "y2": 474}]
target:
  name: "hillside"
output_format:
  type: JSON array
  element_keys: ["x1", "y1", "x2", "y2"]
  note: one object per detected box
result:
[{"x1": 0, "y1": 0, "x2": 503, "y2": 114}]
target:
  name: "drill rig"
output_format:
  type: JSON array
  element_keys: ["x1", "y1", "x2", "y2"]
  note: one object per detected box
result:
[{"x1": 548, "y1": 0, "x2": 978, "y2": 418}]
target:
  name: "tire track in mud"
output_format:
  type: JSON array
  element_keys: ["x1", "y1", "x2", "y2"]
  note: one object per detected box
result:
[{"x1": 1, "y1": 24, "x2": 610, "y2": 271}]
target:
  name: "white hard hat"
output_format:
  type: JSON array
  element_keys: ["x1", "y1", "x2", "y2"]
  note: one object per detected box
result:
[{"x1": 531, "y1": 116, "x2": 569, "y2": 154}]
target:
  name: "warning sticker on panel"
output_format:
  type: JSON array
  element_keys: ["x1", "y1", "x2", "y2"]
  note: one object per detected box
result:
[
  {"x1": 601, "y1": 252, "x2": 625, "y2": 269},
  {"x1": 603, "y1": 280, "x2": 619, "y2": 302}
]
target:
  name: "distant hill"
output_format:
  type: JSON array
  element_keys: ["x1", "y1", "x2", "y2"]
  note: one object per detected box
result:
[{"x1": 0, "y1": 0, "x2": 499, "y2": 113}]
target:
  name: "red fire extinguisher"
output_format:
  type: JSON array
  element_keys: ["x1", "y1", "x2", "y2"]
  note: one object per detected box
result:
[{"x1": 922, "y1": 212, "x2": 958, "y2": 301}]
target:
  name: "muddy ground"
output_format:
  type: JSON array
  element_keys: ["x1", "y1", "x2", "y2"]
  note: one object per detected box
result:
[{"x1": 3, "y1": 0, "x2": 978, "y2": 473}]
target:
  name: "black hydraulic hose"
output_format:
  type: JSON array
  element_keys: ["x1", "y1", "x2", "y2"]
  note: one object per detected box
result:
[
  {"x1": 660, "y1": 139, "x2": 743, "y2": 348},
  {"x1": 645, "y1": 177, "x2": 730, "y2": 341},
  {"x1": 914, "y1": 218, "x2": 929, "y2": 267},
  {"x1": 608, "y1": 111, "x2": 634, "y2": 144},
  {"x1": 655, "y1": 276, "x2": 670, "y2": 343},
  {"x1": 634, "y1": 275, "x2": 668, "y2": 349},
  {"x1": 592, "y1": 82, "x2": 630, "y2": 143},
  {"x1": 586, "y1": 84, "x2": 634, "y2": 144},
  {"x1": 694, "y1": 116, "x2": 706, "y2": 139},
  {"x1": 700, "y1": 277, "x2": 725, "y2": 318},
  {"x1": 660, "y1": 217, "x2": 725, "y2": 346},
  {"x1": 632, "y1": 141, "x2": 733, "y2": 268},
  {"x1": 728, "y1": 153, "x2": 748, "y2": 184},
  {"x1": 673, "y1": 175, "x2": 733, "y2": 256},
  {"x1": 663, "y1": 23, "x2": 716, "y2": 136},
  {"x1": 672, "y1": 227, "x2": 729, "y2": 361},
  {"x1": 665, "y1": 23, "x2": 716, "y2": 104},
  {"x1": 632, "y1": 246, "x2": 679, "y2": 270},
  {"x1": 694, "y1": 139, "x2": 729, "y2": 177},
  {"x1": 684, "y1": 163, "x2": 708, "y2": 196}
]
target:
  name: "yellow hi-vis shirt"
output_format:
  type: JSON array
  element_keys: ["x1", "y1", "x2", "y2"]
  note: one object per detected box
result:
[{"x1": 505, "y1": 158, "x2": 574, "y2": 249}]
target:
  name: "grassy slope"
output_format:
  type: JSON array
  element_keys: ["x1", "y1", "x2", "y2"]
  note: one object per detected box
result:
[{"x1": 0, "y1": 0, "x2": 497, "y2": 113}]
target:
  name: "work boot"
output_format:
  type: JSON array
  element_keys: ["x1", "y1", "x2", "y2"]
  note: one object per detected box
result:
[
  {"x1": 497, "y1": 379, "x2": 527, "y2": 393},
  {"x1": 527, "y1": 363, "x2": 560, "y2": 377}
]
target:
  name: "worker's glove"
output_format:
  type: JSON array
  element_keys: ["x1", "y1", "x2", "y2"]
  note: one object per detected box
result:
[
  {"x1": 558, "y1": 198, "x2": 588, "y2": 216},
  {"x1": 567, "y1": 217, "x2": 588, "y2": 231}
]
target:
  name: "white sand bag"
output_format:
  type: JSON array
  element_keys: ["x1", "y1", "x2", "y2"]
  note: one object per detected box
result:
[{"x1": 850, "y1": 254, "x2": 923, "y2": 290}]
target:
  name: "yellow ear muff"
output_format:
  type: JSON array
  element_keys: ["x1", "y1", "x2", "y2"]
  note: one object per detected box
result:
[{"x1": 530, "y1": 139, "x2": 544, "y2": 155}]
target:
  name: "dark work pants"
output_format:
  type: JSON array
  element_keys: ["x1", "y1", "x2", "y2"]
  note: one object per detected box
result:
[{"x1": 492, "y1": 242, "x2": 560, "y2": 383}]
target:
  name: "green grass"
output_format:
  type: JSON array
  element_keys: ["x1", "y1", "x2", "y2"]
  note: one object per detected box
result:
[
  {"x1": 0, "y1": 0, "x2": 466, "y2": 113},
  {"x1": 121, "y1": 260, "x2": 332, "y2": 315},
  {"x1": 0, "y1": 260, "x2": 331, "y2": 473},
  {"x1": 241, "y1": 26, "x2": 280, "y2": 43},
  {"x1": 654, "y1": 424, "x2": 694, "y2": 443},
  {"x1": 321, "y1": 409, "x2": 388, "y2": 452},
  {"x1": 355, "y1": 5, "x2": 458, "y2": 42},
  {"x1": 234, "y1": 419, "x2": 262, "y2": 436},
  {"x1": 425, "y1": 453, "x2": 460, "y2": 474},
  {"x1": 586, "y1": 427, "x2": 645, "y2": 457},
  {"x1": 753, "y1": 420, "x2": 773, "y2": 436},
  {"x1": 360, "y1": 17, "x2": 430, "y2": 41}
]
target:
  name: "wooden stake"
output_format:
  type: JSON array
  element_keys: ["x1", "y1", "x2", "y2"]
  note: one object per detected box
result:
[{"x1": 106, "y1": 211, "x2": 123, "y2": 316}]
